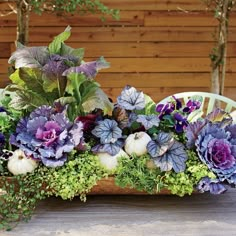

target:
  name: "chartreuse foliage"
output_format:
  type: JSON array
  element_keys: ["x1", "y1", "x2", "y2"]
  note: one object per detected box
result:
[
  {"x1": 115, "y1": 151, "x2": 215, "y2": 197},
  {"x1": 0, "y1": 151, "x2": 108, "y2": 230},
  {"x1": 47, "y1": 151, "x2": 108, "y2": 201},
  {"x1": 115, "y1": 155, "x2": 165, "y2": 194},
  {"x1": 163, "y1": 150, "x2": 216, "y2": 196}
]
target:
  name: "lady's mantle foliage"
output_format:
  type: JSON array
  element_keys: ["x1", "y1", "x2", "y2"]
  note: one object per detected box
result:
[{"x1": 10, "y1": 105, "x2": 83, "y2": 167}]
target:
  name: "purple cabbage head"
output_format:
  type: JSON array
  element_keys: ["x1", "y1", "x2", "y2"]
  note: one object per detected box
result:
[
  {"x1": 195, "y1": 122, "x2": 236, "y2": 185},
  {"x1": 43, "y1": 54, "x2": 78, "y2": 78},
  {"x1": 10, "y1": 105, "x2": 83, "y2": 167},
  {"x1": 196, "y1": 177, "x2": 227, "y2": 194}
]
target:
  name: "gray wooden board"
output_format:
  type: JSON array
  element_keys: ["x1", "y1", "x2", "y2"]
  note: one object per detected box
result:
[{"x1": 1, "y1": 189, "x2": 236, "y2": 236}]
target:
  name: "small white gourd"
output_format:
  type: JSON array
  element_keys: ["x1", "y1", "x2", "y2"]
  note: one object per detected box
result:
[
  {"x1": 97, "y1": 149, "x2": 129, "y2": 170},
  {"x1": 7, "y1": 149, "x2": 38, "y2": 175},
  {"x1": 124, "y1": 131, "x2": 151, "y2": 156}
]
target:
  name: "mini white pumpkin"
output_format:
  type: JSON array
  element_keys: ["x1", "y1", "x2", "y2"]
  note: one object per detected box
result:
[
  {"x1": 97, "y1": 149, "x2": 129, "y2": 170},
  {"x1": 230, "y1": 110, "x2": 236, "y2": 124},
  {"x1": 124, "y1": 131, "x2": 151, "y2": 156},
  {"x1": 7, "y1": 149, "x2": 38, "y2": 175}
]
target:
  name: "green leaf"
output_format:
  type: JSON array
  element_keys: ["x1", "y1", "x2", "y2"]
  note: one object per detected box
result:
[
  {"x1": 9, "y1": 69, "x2": 25, "y2": 86},
  {"x1": 82, "y1": 87, "x2": 114, "y2": 115},
  {"x1": 9, "y1": 88, "x2": 48, "y2": 111},
  {"x1": 18, "y1": 68, "x2": 45, "y2": 94},
  {"x1": 136, "y1": 94, "x2": 157, "y2": 115},
  {"x1": 144, "y1": 94, "x2": 157, "y2": 115},
  {"x1": 66, "y1": 73, "x2": 87, "y2": 101},
  {"x1": 60, "y1": 43, "x2": 84, "y2": 60},
  {"x1": 48, "y1": 26, "x2": 71, "y2": 54}
]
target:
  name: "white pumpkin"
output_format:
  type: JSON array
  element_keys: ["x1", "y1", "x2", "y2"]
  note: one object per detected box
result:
[
  {"x1": 230, "y1": 110, "x2": 236, "y2": 124},
  {"x1": 97, "y1": 149, "x2": 129, "y2": 170},
  {"x1": 7, "y1": 149, "x2": 38, "y2": 175},
  {"x1": 124, "y1": 131, "x2": 151, "y2": 156}
]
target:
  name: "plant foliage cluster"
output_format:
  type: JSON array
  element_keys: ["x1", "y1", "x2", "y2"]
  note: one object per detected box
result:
[{"x1": 0, "y1": 27, "x2": 236, "y2": 230}]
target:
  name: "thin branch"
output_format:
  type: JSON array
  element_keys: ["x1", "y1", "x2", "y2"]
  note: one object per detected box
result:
[{"x1": 0, "y1": 2, "x2": 17, "y2": 16}]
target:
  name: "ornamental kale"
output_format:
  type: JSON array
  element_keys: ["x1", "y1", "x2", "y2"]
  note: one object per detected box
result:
[
  {"x1": 196, "y1": 177, "x2": 227, "y2": 194},
  {"x1": 195, "y1": 122, "x2": 236, "y2": 185},
  {"x1": 63, "y1": 56, "x2": 110, "y2": 79},
  {"x1": 10, "y1": 105, "x2": 83, "y2": 167},
  {"x1": 185, "y1": 109, "x2": 236, "y2": 186}
]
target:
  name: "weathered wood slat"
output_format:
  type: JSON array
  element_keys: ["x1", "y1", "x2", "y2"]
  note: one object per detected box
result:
[
  {"x1": 96, "y1": 72, "x2": 236, "y2": 87},
  {"x1": 1, "y1": 26, "x2": 236, "y2": 43},
  {"x1": 27, "y1": 42, "x2": 236, "y2": 58},
  {"x1": 0, "y1": 43, "x2": 11, "y2": 57},
  {"x1": 1, "y1": 72, "x2": 236, "y2": 88},
  {"x1": 0, "y1": 0, "x2": 207, "y2": 11},
  {"x1": 2, "y1": 57, "x2": 236, "y2": 73},
  {"x1": 103, "y1": 87, "x2": 236, "y2": 102},
  {"x1": 0, "y1": 11, "x2": 144, "y2": 26},
  {"x1": 0, "y1": 1, "x2": 236, "y2": 103},
  {"x1": 102, "y1": 0, "x2": 207, "y2": 10},
  {"x1": 145, "y1": 11, "x2": 236, "y2": 27},
  {"x1": 1, "y1": 11, "x2": 236, "y2": 27}
]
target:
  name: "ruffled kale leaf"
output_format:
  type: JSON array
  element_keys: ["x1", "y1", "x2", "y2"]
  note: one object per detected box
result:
[
  {"x1": 206, "y1": 108, "x2": 232, "y2": 126},
  {"x1": 63, "y1": 56, "x2": 110, "y2": 79},
  {"x1": 48, "y1": 25, "x2": 72, "y2": 54},
  {"x1": 185, "y1": 120, "x2": 207, "y2": 149},
  {"x1": 195, "y1": 122, "x2": 236, "y2": 185},
  {"x1": 8, "y1": 46, "x2": 49, "y2": 69},
  {"x1": 82, "y1": 87, "x2": 113, "y2": 115},
  {"x1": 196, "y1": 177, "x2": 227, "y2": 194},
  {"x1": 117, "y1": 85, "x2": 145, "y2": 111},
  {"x1": 64, "y1": 73, "x2": 113, "y2": 118},
  {"x1": 92, "y1": 119, "x2": 122, "y2": 144},
  {"x1": 10, "y1": 105, "x2": 83, "y2": 167}
]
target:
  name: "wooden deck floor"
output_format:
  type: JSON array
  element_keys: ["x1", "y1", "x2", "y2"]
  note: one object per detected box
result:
[{"x1": 1, "y1": 189, "x2": 236, "y2": 236}]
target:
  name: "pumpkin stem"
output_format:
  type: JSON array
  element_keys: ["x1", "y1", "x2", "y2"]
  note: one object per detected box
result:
[
  {"x1": 134, "y1": 133, "x2": 139, "y2": 140},
  {"x1": 18, "y1": 155, "x2": 24, "y2": 160}
]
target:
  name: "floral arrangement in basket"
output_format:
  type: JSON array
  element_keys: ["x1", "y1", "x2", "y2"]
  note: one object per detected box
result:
[{"x1": 0, "y1": 27, "x2": 236, "y2": 229}]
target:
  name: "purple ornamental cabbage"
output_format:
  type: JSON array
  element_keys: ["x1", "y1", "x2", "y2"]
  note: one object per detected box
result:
[
  {"x1": 10, "y1": 105, "x2": 83, "y2": 167},
  {"x1": 196, "y1": 177, "x2": 227, "y2": 194},
  {"x1": 195, "y1": 122, "x2": 236, "y2": 185},
  {"x1": 43, "y1": 54, "x2": 78, "y2": 77}
]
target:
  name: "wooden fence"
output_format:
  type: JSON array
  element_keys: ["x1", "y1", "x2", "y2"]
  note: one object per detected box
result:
[{"x1": 0, "y1": 0, "x2": 236, "y2": 102}]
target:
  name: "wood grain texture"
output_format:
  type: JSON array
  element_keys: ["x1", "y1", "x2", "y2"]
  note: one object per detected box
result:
[
  {"x1": 0, "y1": 1, "x2": 236, "y2": 101},
  {"x1": 0, "y1": 0, "x2": 208, "y2": 11},
  {"x1": 1, "y1": 26, "x2": 236, "y2": 43},
  {"x1": 1, "y1": 189, "x2": 236, "y2": 236}
]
